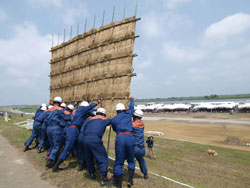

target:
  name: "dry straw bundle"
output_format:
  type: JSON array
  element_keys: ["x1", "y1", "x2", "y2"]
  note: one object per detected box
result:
[{"x1": 49, "y1": 17, "x2": 139, "y2": 117}]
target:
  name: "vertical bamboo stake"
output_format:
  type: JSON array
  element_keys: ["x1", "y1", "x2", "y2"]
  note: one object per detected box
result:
[
  {"x1": 102, "y1": 10, "x2": 105, "y2": 26},
  {"x1": 134, "y1": 0, "x2": 138, "y2": 17},
  {"x1": 51, "y1": 34, "x2": 54, "y2": 47},
  {"x1": 112, "y1": 5, "x2": 115, "y2": 22},
  {"x1": 77, "y1": 22, "x2": 79, "y2": 35},
  {"x1": 93, "y1": 14, "x2": 96, "y2": 28},
  {"x1": 84, "y1": 18, "x2": 87, "y2": 33},
  {"x1": 63, "y1": 29, "x2": 66, "y2": 42},
  {"x1": 123, "y1": 0, "x2": 127, "y2": 19},
  {"x1": 70, "y1": 25, "x2": 72, "y2": 39},
  {"x1": 57, "y1": 32, "x2": 60, "y2": 45}
]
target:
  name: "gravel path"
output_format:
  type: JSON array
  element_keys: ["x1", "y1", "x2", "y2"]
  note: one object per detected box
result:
[{"x1": 0, "y1": 134, "x2": 55, "y2": 188}]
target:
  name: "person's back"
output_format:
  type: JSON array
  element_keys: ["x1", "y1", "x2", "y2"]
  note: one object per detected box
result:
[
  {"x1": 111, "y1": 97, "x2": 135, "y2": 188},
  {"x1": 132, "y1": 109, "x2": 149, "y2": 179}
]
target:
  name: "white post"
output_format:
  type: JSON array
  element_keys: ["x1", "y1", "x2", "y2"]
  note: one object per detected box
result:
[{"x1": 4, "y1": 112, "x2": 8, "y2": 122}]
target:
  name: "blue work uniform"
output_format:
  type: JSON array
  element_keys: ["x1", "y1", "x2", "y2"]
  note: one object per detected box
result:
[
  {"x1": 24, "y1": 107, "x2": 43, "y2": 147},
  {"x1": 82, "y1": 115, "x2": 111, "y2": 175},
  {"x1": 132, "y1": 119, "x2": 148, "y2": 175},
  {"x1": 111, "y1": 100, "x2": 135, "y2": 176},
  {"x1": 37, "y1": 111, "x2": 50, "y2": 149},
  {"x1": 58, "y1": 103, "x2": 98, "y2": 162},
  {"x1": 45, "y1": 105, "x2": 63, "y2": 161}
]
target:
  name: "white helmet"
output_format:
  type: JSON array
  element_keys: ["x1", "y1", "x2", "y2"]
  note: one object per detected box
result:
[
  {"x1": 97, "y1": 108, "x2": 106, "y2": 115},
  {"x1": 48, "y1": 105, "x2": 53, "y2": 109},
  {"x1": 67, "y1": 104, "x2": 74, "y2": 111},
  {"x1": 134, "y1": 109, "x2": 143, "y2": 117},
  {"x1": 80, "y1": 101, "x2": 89, "y2": 107},
  {"x1": 41, "y1": 103, "x2": 47, "y2": 107},
  {"x1": 116, "y1": 103, "x2": 125, "y2": 111},
  {"x1": 60, "y1": 103, "x2": 66, "y2": 108},
  {"x1": 53, "y1": 96, "x2": 62, "y2": 103},
  {"x1": 41, "y1": 106, "x2": 47, "y2": 111}
]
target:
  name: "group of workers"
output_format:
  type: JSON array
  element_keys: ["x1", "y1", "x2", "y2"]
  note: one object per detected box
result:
[{"x1": 24, "y1": 96, "x2": 149, "y2": 188}]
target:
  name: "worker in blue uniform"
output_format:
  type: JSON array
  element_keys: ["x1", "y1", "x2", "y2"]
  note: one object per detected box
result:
[
  {"x1": 24, "y1": 104, "x2": 47, "y2": 151},
  {"x1": 111, "y1": 97, "x2": 135, "y2": 188},
  {"x1": 77, "y1": 108, "x2": 97, "y2": 171},
  {"x1": 45, "y1": 96, "x2": 64, "y2": 168},
  {"x1": 61, "y1": 104, "x2": 75, "y2": 145},
  {"x1": 132, "y1": 109, "x2": 148, "y2": 179},
  {"x1": 52, "y1": 100, "x2": 99, "y2": 172},
  {"x1": 82, "y1": 107, "x2": 111, "y2": 186}
]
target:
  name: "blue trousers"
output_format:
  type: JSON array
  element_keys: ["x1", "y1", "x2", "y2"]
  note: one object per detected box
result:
[
  {"x1": 47, "y1": 126, "x2": 63, "y2": 161},
  {"x1": 78, "y1": 132, "x2": 86, "y2": 163},
  {"x1": 83, "y1": 136, "x2": 108, "y2": 175},
  {"x1": 58, "y1": 126, "x2": 79, "y2": 161},
  {"x1": 114, "y1": 134, "x2": 135, "y2": 176},
  {"x1": 38, "y1": 123, "x2": 50, "y2": 148},
  {"x1": 134, "y1": 146, "x2": 148, "y2": 174},
  {"x1": 25, "y1": 121, "x2": 41, "y2": 147}
]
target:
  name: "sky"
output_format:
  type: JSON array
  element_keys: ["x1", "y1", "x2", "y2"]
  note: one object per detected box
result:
[{"x1": 0, "y1": 0, "x2": 250, "y2": 105}]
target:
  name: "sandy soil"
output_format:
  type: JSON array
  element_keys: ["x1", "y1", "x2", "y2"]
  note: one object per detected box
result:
[{"x1": 144, "y1": 112, "x2": 250, "y2": 151}]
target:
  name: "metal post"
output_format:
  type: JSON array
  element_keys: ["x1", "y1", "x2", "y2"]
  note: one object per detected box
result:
[
  {"x1": 93, "y1": 14, "x2": 96, "y2": 28},
  {"x1": 77, "y1": 22, "x2": 79, "y2": 35},
  {"x1": 84, "y1": 18, "x2": 87, "y2": 33},
  {"x1": 112, "y1": 5, "x2": 115, "y2": 22},
  {"x1": 123, "y1": 0, "x2": 127, "y2": 19},
  {"x1": 63, "y1": 29, "x2": 66, "y2": 42},
  {"x1": 70, "y1": 25, "x2": 72, "y2": 39},
  {"x1": 134, "y1": 0, "x2": 138, "y2": 17},
  {"x1": 102, "y1": 10, "x2": 105, "y2": 26}
]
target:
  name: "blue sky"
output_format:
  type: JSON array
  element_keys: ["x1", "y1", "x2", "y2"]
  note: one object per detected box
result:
[{"x1": 0, "y1": 0, "x2": 250, "y2": 105}]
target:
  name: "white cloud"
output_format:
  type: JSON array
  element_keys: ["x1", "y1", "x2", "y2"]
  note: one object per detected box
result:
[
  {"x1": 0, "y1": 8, "x2": 7, "y2": 23},
  {"x1": 0, "y1": 22, "x2": 51, "y2": 103},
  {"x1": 162, "y1": 42, "x2": 204, "y2": 62},
  {"x1": 203, "y1": 13, "x2": 250, "y2": 46}
]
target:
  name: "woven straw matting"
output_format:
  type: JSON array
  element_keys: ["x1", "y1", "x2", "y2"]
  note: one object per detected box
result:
[{"x1": 50, "y1": 16, "x2": 139, "y2": 117}]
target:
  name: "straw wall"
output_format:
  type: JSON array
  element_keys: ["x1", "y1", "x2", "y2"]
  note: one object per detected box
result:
[{"x1": 50, "y1": 16, "x2": 139, "y2": 117}]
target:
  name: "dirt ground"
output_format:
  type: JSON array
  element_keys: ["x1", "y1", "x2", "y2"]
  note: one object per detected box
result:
[{"x1": 144, "y1": 112, "x2": 250, "y2": 151}]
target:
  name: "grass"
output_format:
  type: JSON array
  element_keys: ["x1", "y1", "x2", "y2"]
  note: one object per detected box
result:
[{"x1": 1, "y1": 115, "x2": 250, "y2": 188}]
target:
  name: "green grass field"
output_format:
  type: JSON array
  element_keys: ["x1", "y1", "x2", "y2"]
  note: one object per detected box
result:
[{"x1": 0, "y1": 115, "x2": 250, "y2": 188}]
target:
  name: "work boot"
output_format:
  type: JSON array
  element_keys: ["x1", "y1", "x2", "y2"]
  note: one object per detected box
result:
[
  {"x1": 113, "y1": 175, "x2": 122, "y2": 188},
  {"x1": 100, "y1": 174, "x2": 110, "y2": 187},
  {"x1": 24, "y1": 146, "x2": 29, "y2": 152},
  {"x1": 127, "y1": 169, "x2": 134, "y2": 187},
  {"x1": 37, "y1": 147, "x2": 42, "y2": 153},
  {"x1": 78, "y1": 162, "x2": 86, "y2": 171},
  {"x1": 46, "y1": 159, "x2": 54, "y2": 168},
  {"x1": 52, "y1": 159, "x2": 63, "y2": 172},
  {"x1": 90, "y1": 173, "x2": 96, "y2": 180},
  {"x1": 143, "y1": 174, "x2": 149, "y2": 179}
]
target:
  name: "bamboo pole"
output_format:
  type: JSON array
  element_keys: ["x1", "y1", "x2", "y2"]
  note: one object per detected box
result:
[
  {"x1": 84, "y1": 18, "x2": 87, "y2": 33},
  {"x1": 57, "y1": 32, "x2": 60, "y2": 45},
  {"x1": 107, "y1": 126, "x2": 112, "y2": 156},
  {"x1": 123, "y1": 0, "x2": 127, "y2": 19},
  {"x1": 77, "y1": 22, "x2": 79, "y2": 35},
  {"x1": 93, "y1": 14, "x2": 96, "y2": 28},
  {"x1": 135, "y1": 0, "x2": 138, "y2": 17},
  {"x1": 52, "y1": 34, "x2": 54, "y2": 47},
  {"x1": 63, "y1": 29, "x2": 66, "y2": 42},
  {"x1": 70, "y1": 25, "x2": 73, "y2": 39},
  {"x1": 112, "y1": 5, "x2": 115, "y2": 22},
  {"x1": 102, "y1": 10, "x2": 105, "y2": 26}
]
